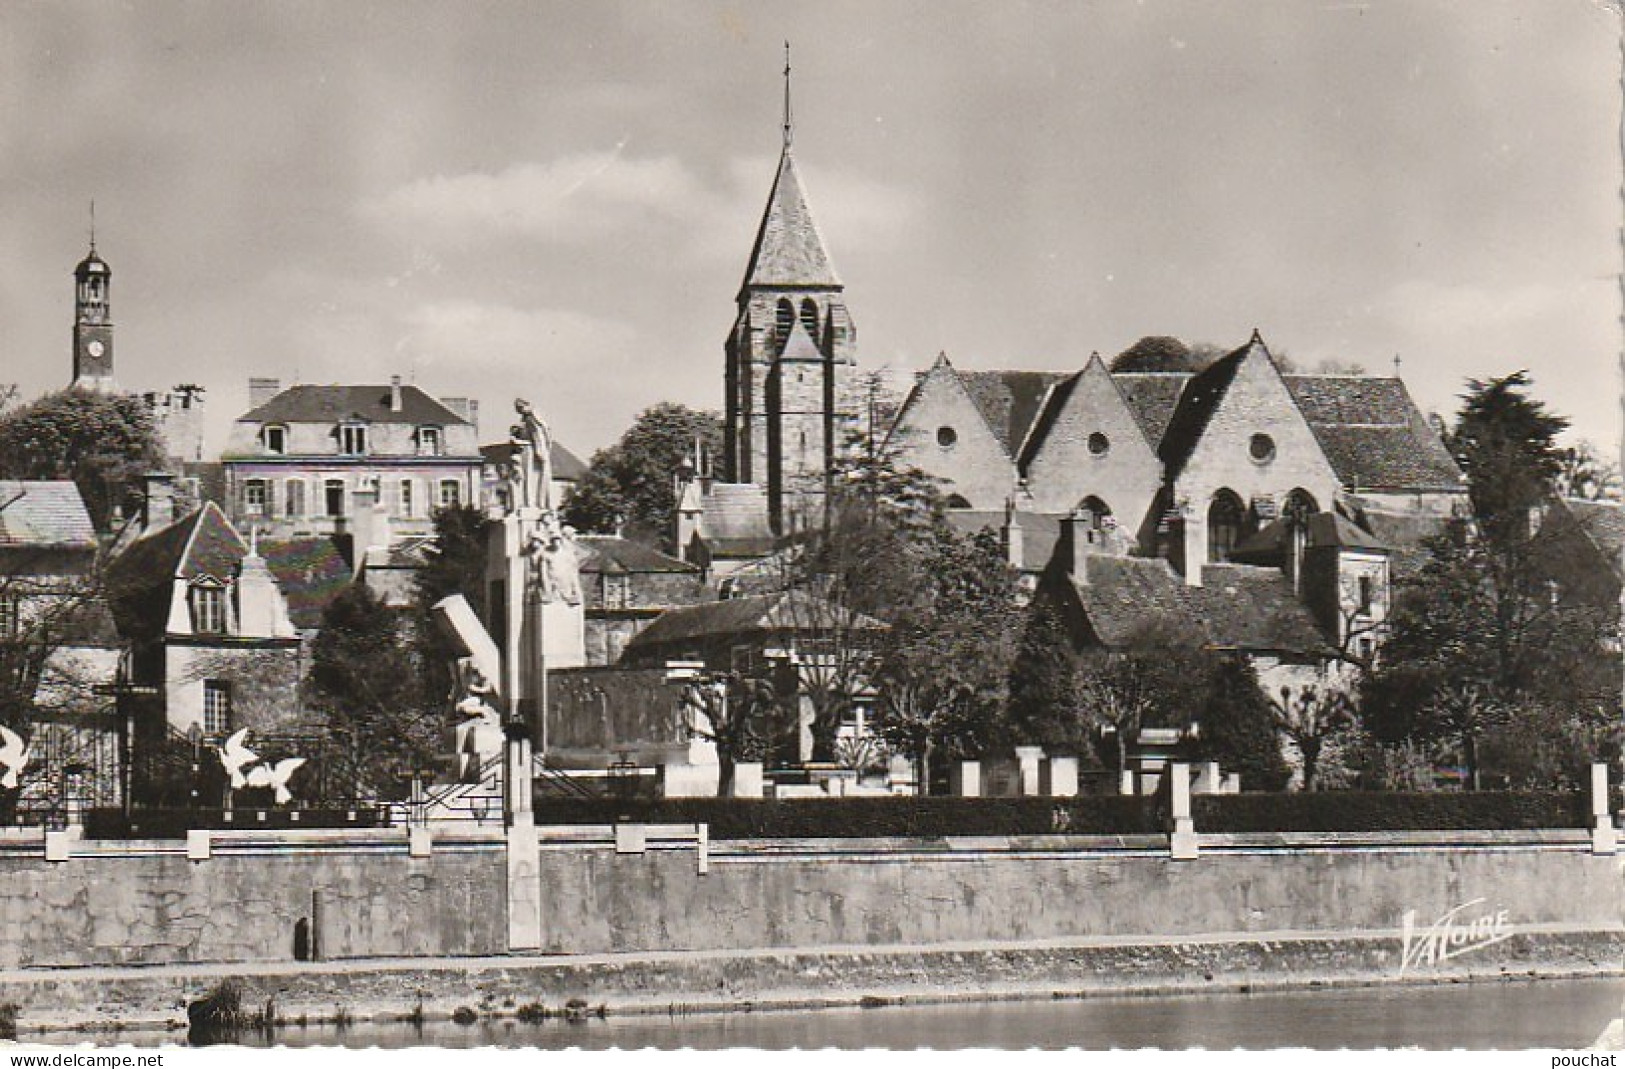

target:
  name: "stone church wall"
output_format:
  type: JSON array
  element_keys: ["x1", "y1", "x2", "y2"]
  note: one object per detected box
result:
[{"x1": 889, "y1": 368, "x2": 1015, "y2": 510}]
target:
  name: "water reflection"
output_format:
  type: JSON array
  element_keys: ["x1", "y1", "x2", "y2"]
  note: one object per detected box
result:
[{"x1": 104, "y1": 977, "x2": 1623, "y2": 1051}]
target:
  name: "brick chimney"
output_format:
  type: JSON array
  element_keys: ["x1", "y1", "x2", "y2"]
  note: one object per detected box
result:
[
  {"x1": 1000, "y1": 498, "x2": 1024, "y2": 570},
  {"x1": 390, "y1": 375, "x2": 403, "y2": 413},
  {"x1": 142, "y1": 473, "x2": 176, "y2": 534},
  {"x1": 348, "y1": 484, "x2": 391, "y2": 577},
  {"x1": 248, "y1": 377, "x2": 281, "y2": 409},
  {"x1": 1062, "y1": 506, "x2": 1106, "y2": 583}
]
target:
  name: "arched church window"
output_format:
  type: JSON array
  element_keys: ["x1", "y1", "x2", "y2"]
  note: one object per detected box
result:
[
  {"x1": 800, "y1": 298, "x2": 820, "y2": 344},
  {"x1": 1208, "y1": 489, "x2": 1247, "y2": 562},
  {"x1": 945, "y1": 494, "x2": 972, "y2": 509},
  {"x1": 1284, "y1": 488, "x2": 1319, "y2": 524}
]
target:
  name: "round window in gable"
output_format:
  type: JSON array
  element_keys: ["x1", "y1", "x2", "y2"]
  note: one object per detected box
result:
[
  {"x1": 1249, "y1": 433, "x2": 1276, "y2": 463},
  {"x1": 937, "y1": 426, "x2": 957, "y2": 448},
  {"x1": 1087, "y1": 432, "x2": 1110, "y2": 456}
]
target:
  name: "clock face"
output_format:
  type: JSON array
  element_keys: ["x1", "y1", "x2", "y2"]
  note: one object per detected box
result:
[{"x1": 87, "y1": 340, "x2": 105, "y2": 357}]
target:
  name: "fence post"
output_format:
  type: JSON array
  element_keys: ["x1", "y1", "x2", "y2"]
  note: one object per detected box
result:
[
  {"x1": 1592, "y1": 762, "x2": 1617, "y2": 856},
  {"x1": 1168, "y1": 762, "x2": 1198, "y2": 861},
  {"x1": 186, "y1": 828, "x2": 211, "y2": 861},
  {"x1": 951, "y1": 761, "x2": 982, "y2": 798}
]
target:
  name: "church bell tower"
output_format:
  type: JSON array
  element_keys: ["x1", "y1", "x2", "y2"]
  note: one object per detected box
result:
[
  {"x1": 72, "y1": 223, "x2": 115, "y2": 391},
  {"x1": 724, "y1": 47, "x2": 857, "y2": 534}
]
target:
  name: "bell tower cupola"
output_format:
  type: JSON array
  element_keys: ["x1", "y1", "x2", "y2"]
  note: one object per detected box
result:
[{"x1": 72, "y1": 211, "x2": 115, "y2": 392}]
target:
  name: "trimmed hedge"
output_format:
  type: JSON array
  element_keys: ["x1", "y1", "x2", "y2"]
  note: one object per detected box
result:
[
  {"x1": 1192, "y1": 790, "x2": 1589, "y2": 833},
  {"x1": 84, "y1": 807, "x2": 393, "y2": 840},
  {"x1": 530, "y1": 795, "x2": 1166, "y2": 839}
]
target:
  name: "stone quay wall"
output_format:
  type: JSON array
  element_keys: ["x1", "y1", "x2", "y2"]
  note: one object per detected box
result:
[
  {"x1": 0, "y1": 827, "x2": 508, "y2": 968},
  {"x1": 530, "y1": 831, "x2": 1623, "y2": 955},
  {"x1": 0, "y1": 825, "x2": 1619, "y2": 973}
]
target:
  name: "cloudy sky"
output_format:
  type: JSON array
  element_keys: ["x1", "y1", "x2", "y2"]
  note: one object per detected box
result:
[{"x1": 0, "y1": 1, "x2": 1619, "y2": 459}]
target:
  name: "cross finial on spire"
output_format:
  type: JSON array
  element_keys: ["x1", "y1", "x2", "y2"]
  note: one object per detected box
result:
[
  {"x1": 1392, "y1": 352, "x2": 1403, "y2": 378},
  {"x1": 783, "y1": 41, "x2": 793, "y2": 149}
]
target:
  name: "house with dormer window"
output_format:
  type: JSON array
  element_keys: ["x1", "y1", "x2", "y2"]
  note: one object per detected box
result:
[
  {"x1": 108, "y1": 492, "x2": 347, "y2": 739},
  {"x1": 220, "y1": 375, "x2": 482, "y2": 549}
]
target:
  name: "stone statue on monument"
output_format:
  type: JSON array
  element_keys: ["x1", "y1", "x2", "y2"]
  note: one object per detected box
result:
[
  {"x1": 511, "y1": 398, "x2": 555, "y2": 513},
  {"x1": 522, "y1": 514, "x2": 584, "y2": 607}
]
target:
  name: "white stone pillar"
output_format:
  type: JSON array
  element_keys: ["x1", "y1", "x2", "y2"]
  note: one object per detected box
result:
[
  {"x1": 951, "y1": 760, "x2": 982, "y2": 798},
  {"x1": 1168, "y1": 761, "x2": 1198, "y2": 860},
  {"x1": 1592, "y1": 762, "x2": 1617, "y2": 856},
  {"x1": 1014, "y1": 746, "x2": 1045, "y2": 796},
  {"x1": 1042, "y1": 756, "x2": 1080, "y2": 798},
  {"x1": 731, "y1": 762, "x2": 765, "y2": 799}
]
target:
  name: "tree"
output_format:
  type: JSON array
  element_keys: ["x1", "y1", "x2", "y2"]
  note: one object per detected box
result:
[
  {"x1": 1363, "y1": 372, "x2": 1616, "y2": 787},
  {"x1": 1267, "y1": 683, "x2": 1357, "y2": 792},
  {"x1": 1194, "y1": 656, "x2": 1291, "y2": 792},
  {"x1": 1555, "y1": 440, "x2": 1621, "y2": 502},
  {"x1": 0, "y1": 388, "x2": 164, "y2": 530},
  {"x1": 1447, "y1": 371, "x2": 1568, "y2": 552},
  {"x1": 1007, "y1": 611, "x2": 1207, "y2": 775},
  {"x1": 1004, "y1": 598, "x2": 1086, "y2": 753},
  {"x1": 678, "y1": 670, "x2": 786, "y2": 796},
  {"x1": 872, "y1": 527, "x2": 1025, "y2": 791},
  {"x1": 1109, "y1": 337, "x2": 1214, "y2": 373},
  {"x1": 561, "y1": 403, "x2": 724, "y2": 547},
  {"x1": 305, "y1": 583, "x2": 441, "y2": 798},
  {"x1": 410, "y1": 504, "x2": 494, "y2": 713}
]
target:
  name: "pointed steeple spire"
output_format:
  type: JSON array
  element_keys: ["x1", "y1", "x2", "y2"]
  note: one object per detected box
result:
[{"x1": 739, "y1": 51, "x2": 840, "y2": 293}]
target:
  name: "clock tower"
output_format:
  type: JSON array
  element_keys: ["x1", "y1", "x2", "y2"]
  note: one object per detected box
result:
[{"x1": 72, "y1": 241, "x2": 115, "y2": 391}]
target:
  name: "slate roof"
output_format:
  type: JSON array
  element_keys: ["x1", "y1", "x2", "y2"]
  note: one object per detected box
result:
[
  {"x1": 578, "y1": 535, "x2": 698, "y2": 576},
  {"x1": 1016, "y1": 361, "x2": 1192, "y2": 469},
  {"x1": 242, "y1": 384, "x2": 470, "y2": 427},
  {"x1": 1111, "y1": 373, "x2": 1192, "y2": 449},
  {"x1": 741, "y1": 150, "x2": 840, "y2": 290},
  {"x1": 261, "y1": 537, "x2": 352, "y2": 629},
  {"x1": 0, "y1": 482, "x2": 96, "y2": 548},
  {"x1": 697, "y1": 482, "x2": 776, "y2": 557},
  {"x1": 1283, "y1": 376, "x2": 1464, "y2": 492},
  {"x1": 1231, "y1": 511, "x2": 1389, "y2": 564},
  {"x1": 1062, "y1": 555, "x2": 1328, "y2": 656},
  {"x1": 625, "y1": 590, "x2": 884, "y2": 655},
  {"x1": 481, "y1": 439, "x2": 589, "y2": 481},
  {"x1": 1341, "y1": 499, "x2": 1453, "y2": 578},
  {"x1": 108, "y1": 503, "x2": 247, "y2": 639},
  {"x1": 111, "y1": 502, "x2": 246, "y2": 589},
  {"x1": 1551, "y1": 498, "x2": 1625, "y2": 582},
  {"x1": 959, "y1": 370, "x2": 1071, "y2": 455}
]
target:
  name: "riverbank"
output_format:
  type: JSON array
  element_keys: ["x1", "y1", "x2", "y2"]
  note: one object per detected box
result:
[{"x1": 5, "y1": 927, "x2": 1622, "y2": 1038}]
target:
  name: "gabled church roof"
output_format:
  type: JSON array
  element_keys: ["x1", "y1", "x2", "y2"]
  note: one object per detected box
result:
[
  {"x1": 959, "y1": 370, "x2": 1070, "y2": 455},
  {"x1": 740, "y1": 149, "x2": 841, "y2": 291},
  {"x1": 1282, "y1": 376, "x2": 1464, "y2": 492}
]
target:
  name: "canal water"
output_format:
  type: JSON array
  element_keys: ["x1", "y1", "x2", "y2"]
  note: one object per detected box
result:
[{"x1": 70, "y1": 976, "x2": 1625, "y2": 1050}]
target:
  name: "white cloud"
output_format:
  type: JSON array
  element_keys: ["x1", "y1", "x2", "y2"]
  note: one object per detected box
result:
[
  {"x1": 366, "y1": 148, "x2": 920, "y2": 271},
  {"x1": 364, "y1": 149, "x2": 712, "y2": 244},
  {"x1": 401, "y1": 300, "x2": 638, "y2": 373}
]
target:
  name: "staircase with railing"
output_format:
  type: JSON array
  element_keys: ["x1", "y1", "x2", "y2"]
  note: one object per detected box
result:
[{"x1": 396, "y1": 749, "x2": 602, "y2": 825}]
